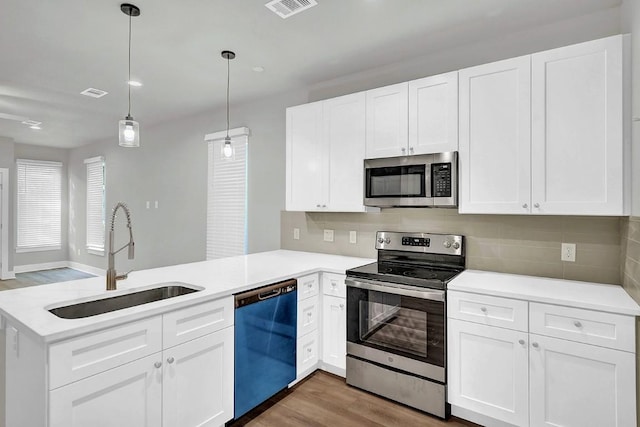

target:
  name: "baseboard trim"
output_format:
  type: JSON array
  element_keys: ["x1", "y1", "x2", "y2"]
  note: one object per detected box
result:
[
  {"x1": 1, "y1": 271, "x2": 15, "y2": 280},
  {"x1": 13, "y1": 261, "x2": 105, "y2": 277}
]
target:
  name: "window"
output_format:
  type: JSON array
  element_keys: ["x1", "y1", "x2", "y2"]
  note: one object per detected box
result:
[
  {"x1": 85, "y1": 156, "x2": 105, "y2": 255},
  {"x1": 16, "y1": 159, "x2": 62, "y2": 252},
  {"x1": 206, "y1": 128, "x2": 249, "y2": 260}
]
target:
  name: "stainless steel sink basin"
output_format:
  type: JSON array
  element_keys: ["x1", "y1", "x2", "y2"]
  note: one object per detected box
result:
[{"x1": 48, "y1": 283, "x2": 200, "y2": 319}]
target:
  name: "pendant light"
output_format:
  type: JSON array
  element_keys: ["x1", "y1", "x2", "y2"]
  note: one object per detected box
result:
[
  {"x1": 221, "y1": 50, "x2": 236, "y2": 158},
  {"x1": 118, "y1": 3, "x2": 141, "y2": 147}
]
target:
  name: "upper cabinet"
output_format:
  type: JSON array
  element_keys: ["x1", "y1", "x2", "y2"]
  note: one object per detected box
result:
[
  {"x1": 365, "y1": 73, "x2": 459, "y2": 159},
  {"x1": 365, "y1": 82, "x2": 409, "y2": 158},
  {"x1": 460, "y1": 35, "x2": 629, "y2": 215},
  {"x1": 286, "y1": 92, "x2": 367, "y2": 212}
]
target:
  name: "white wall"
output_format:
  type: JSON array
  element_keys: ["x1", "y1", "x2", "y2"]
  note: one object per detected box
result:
[
  {"x1": 68, "y1": 89, "x2": 307, "y2": 271},
  {"x1": 0, "y1": 137, "x2": 14, "y2": 273}
]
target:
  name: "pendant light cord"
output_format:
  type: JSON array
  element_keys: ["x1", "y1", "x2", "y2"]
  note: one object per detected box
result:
[
  {"x1": 226, "y1": 55, "x2": 230, "y2": 138},
  {"x1": 127, "y1": 12, "x2": 132, "y2": 117}
]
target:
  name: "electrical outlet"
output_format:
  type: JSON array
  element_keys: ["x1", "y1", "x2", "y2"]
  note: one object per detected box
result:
[
  {"x1": 561, "y1": 243, "x2": 576, "y2": 262},
  {"x1": 349, "y1": 231, "x2": 357, "y2": 244},
  {"x1": 154, "y1": 200, "x2": 159, "y2": 209},
  {"x1": 293, "y1": 228, "x2": 300, "y2": 240},
  {"x1": 146, "y1": 201, "x2": 150, "y2": 209},
  {"x1": 323, "y1": 229, "x2": 334, "y2": 242}
]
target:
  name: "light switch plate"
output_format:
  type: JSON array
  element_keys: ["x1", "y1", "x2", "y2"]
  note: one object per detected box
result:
[
  {"x1": 323, "y1": 229, "x2": 334, "y2": 242},
  {"x1": 349, "y1": 231, "x2": 357, "y2": 244},
  {"x1": 561, "y1": 243, "x2": 576, "y2": 262},
  {"x1": 293, "y1": 228, "x2": 300, "y2": 240}
]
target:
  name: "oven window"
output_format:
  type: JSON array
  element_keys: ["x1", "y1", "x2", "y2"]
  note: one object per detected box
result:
[{"x1": 366, "y1": 165, "x2": 426, "y2": 198}]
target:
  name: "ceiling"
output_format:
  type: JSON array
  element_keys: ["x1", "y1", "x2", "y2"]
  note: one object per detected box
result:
[{"x1": 0, "y1": 0, "x2": 621, "y2": 148}]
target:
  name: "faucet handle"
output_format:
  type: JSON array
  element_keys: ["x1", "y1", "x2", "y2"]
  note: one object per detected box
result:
[{"x1": 115, "y1": 270, "x2": 134, "y2": 281}]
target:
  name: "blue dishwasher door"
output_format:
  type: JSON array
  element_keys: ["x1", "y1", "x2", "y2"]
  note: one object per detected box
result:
[{"x1": 234, "y1": 284, "x2": 297, "y2": 419}]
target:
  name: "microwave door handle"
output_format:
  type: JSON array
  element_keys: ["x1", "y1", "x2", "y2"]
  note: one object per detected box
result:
[{"x1": 425, "y1": 163, "x2": 432, "y2": 198}]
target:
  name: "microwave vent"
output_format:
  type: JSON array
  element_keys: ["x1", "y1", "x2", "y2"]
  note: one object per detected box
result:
[{"x1": 265, "y1": 0, "x2": 317, "y2": 19}]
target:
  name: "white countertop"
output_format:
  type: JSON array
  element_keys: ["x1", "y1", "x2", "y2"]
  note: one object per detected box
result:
[
  {"x1": 0, "y1": 250, "x2": 374, "y2": 343},
  {"x1": 448, "y1": 270, "x2": 640, "y2": 316}
]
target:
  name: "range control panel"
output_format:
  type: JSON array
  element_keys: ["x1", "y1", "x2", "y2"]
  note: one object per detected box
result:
[{"x1": 376, "y1": 231, "x2": 463, "y2": 256}]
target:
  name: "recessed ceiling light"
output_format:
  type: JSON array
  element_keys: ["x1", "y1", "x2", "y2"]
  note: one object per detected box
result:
[
  {"x1": 21, "y1": 120, "x2": 41, "y2": 126},
  {"x1": 30, "y1": 125, "x2": 41, "y2": 130},
  {"x1": 128, "y1": 80, "x2": 143, "y2": 87},
  {"x1": 252, "y1": 66, "x2": 265, "y2": 73},
  {"x1": 80, "y1": 88, "x2": 108, "y2": 98}
]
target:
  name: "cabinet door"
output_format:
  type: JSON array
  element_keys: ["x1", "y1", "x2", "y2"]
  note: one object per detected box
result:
[
  {"x1": 322, "y1": 295, "x2": 346, "y2": 372},
  {"x1": 459, "y1": 56, "x2": 531, "y2": 214},
  {"x1": 324, "y1": 92, "x2": 367, "y2": 211},
  {"x1": 49, "y1": 354, "x2": 162, "y2": 427},
  {"x1": 365, "y1": 82, "x2": 409, "y2": 159},
  {"x1": 529, "y1": 333, "x2": 636, "y2": 427},
  {"x1": 286, "y1": 101, "x2": 325, "y2": 211},
  {"x1": 531, "y1": 35, "x2": 627, "y2": 215},
  {"x1": 163, "y1": 327, "x2": 234, "y2": 427},
  {"x1": 408, "y1": 71, "x2": 458, "y2": 154},
  {"x1": 448, "y1": 319, "x2": 529, "y2": 427}
]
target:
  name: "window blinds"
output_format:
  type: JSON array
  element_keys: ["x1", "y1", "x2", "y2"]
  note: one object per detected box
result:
[
  {"x1": 206, "y1": 137, "x2": 248, "y2": 260},
  {"x1": 16, "y1": 159, "x2": 62, "y2": 251},
  {"x1": 85, "y1": 156, "x2": 105, "y2": 254}
]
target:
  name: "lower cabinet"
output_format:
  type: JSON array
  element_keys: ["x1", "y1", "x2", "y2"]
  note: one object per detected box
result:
[
  {"x1": 50, "y1": 326, "x2": 234, "y2": 427},
  {"x1": 448, "y1": 319, "x2": 529, "y2": 427},
  {"x1": 448, "y1": 291, "x2": 637, "y2": 427},
  {"x1": 322, "y1": 294, "x2": 346, "y2": 373}
]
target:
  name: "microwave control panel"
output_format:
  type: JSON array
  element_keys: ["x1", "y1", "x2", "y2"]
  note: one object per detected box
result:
[{"x1": 431, "y1": 163, "x2": 452, "y2": 197}]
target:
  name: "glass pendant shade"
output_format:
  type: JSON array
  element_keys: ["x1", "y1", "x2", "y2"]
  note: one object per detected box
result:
[
  {"x1": 222, "y1": 136, "x2": 233, "y2": 158},
  {"x1": 118, "y1": 117, "x2": 140, "y2": 147}
]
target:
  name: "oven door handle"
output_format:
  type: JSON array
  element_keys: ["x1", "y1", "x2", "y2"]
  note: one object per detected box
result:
[{"x1": 345, "y1": 278, "x2": 445, "y2": 302}]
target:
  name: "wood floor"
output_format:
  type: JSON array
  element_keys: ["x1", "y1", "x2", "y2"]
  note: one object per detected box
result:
[
  {"x1": 228, "y1": 371, "x2": 478, "y2": 427},
  {"x1": 0, "y1": 268, "x2": 95, "y2": 291}
]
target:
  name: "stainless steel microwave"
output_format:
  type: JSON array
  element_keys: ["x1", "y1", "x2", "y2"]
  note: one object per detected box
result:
[{"x1": 363, "y1": 152, "x2": 457, "y2": 208}]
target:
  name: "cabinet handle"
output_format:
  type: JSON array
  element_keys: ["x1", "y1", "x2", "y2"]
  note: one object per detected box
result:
[
  {"x1": 534, "y1": 203, "x2": 540, "y2": 208},
  {"x1": 331, "y1": 282, "x2": 337, "y2": 287},
  {"x1": 154, "y1": 361, "x2": 162, "y2": 369},
  {"x1": 518, "y1": 339, "x2": 525, "y2": 345},
  {"x1": 532, "y1": 342, "x2": 539, "y2": 348},
  {"x1": 307, "y1": 347, "x2": 312, "y2": 353},
  {"x1": 167, "y1": 356, "x2": 175, "y2": 364},
  {"x1": 574, "y1": 320, "x2": 582, "y2": 328},
  {"x1": 409, "y1": 147, "x2": 414, "y2": 153},
  {"x1": 316, "y1": 204, "x2": 321, "y2": 208},
  {"x1": 339, "y1": 303, "x2": 345, "y2": 309},
  {"x1": 480, "y1": 307, "x2": 487, "y2": 313},
  {"x1": 522, "y1": 203, "x2": 528, "y2": 209},
  {"x1": 322, "y1": 204, "x2": 327, "y2": 208},
  {"x1": 401, "y1": 147, "x2": 406, "y2": 153}
]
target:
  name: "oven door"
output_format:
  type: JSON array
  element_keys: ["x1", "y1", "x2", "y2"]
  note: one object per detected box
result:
[{"x1": 346, "y1": 278, "x2": 446, "y2": 382}]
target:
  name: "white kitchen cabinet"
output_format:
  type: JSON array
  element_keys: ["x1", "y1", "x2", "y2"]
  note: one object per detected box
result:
[
  {"x1": 448, "y1": 319, "x2": 529, "y2": 427},
  {"x1": 448, "y1": 289, "x2": 637, "y2": 427},
  {"x1": 458, "y1": 55, "x2": 532, "y2": 214},
  {"x1": 365, "y1": 82, "x2": 409, "y2": 158},
  {"x1": 531, "y1": 35, "x2": 628, "y2": 215},
  {"x1": 162, "y1": 328, "x2": 234, "y2": 427},
  {"x1": 529, "y1": 333, "x2": 635, "y2": 427},
  {"x1": 321, "y1": 294, "x2": 346, "y2": 374},
  {"x1": 408, "y1": 72, "x2": 458, "y2": 155},
  {"x1": 50, "y1": 353, "x2": 163, "y2": 427},
  {"x1": 286, "y1": 92, "x2": 367, "y2": 212},
  {"x1": 460, "y1": 35, "x2": 629, "y2": 215},
  {"x1": 292, "y1": 273, "x2": 321, "y2": 385}
]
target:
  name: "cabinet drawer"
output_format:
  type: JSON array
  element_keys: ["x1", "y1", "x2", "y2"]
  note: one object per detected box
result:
[
  {"x1": 297, "y1": 330, "x2": 319, "y2": 377},
  {"x1": 49, "y1": 316, "x2": 162, "y2": 389},
  {"x1": 530, "y1": 303, "x2": 635, "y2": 352},
  {"x1": 322, "y1": 273, "x2": 346, "y2": 298},
  {"x1": 298, "y1": 296, "x2": 319, "y2": 338},
  {"x1": 297, "y1": 273, "x2": 319, "y2": 301},
  {"x1": 448, "y1": 291, "x2": 528, "y2": 332},
  {"x1": 163, "y1": 296, "x2": 234, "y2": 349}
]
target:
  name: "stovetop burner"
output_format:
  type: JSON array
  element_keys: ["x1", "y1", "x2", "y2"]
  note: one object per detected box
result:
[{"x1": 346, "y1": 231, "x2": 465, "y2": 290}]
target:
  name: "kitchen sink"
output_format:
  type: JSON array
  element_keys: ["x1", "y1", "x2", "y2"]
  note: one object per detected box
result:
[{"x1": 48, "y1": 282, "x2": 200, "y2": 319}]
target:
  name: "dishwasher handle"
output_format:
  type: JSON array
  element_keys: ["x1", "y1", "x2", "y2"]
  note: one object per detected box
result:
[{"x1": 234, "y1": 279, "x2": 297, "y2": 308}]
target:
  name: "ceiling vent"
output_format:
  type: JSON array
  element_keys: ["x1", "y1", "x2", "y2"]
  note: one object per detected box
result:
[
  {"x1": 80, "y1": 88, "x2": 108, "y2": 98},
  {"x1": 265, "y1": 0, "x2": 317, "y2": 19},
  {"x1": 21, "y1": 120, "x2": 41, "y2": 126}
]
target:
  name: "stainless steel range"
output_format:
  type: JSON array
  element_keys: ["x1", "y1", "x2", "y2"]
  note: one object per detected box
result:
[{"x1": 345, "y1": 231, "x2": 465, "y2": 419}]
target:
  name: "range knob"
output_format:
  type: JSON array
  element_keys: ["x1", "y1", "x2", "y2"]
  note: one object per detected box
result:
[
  {"x1": 377, "y1": 237, "x2": 384, "y2": 244},
  {"x1": 384, "y1": 237, "x2": 391, "y2": 244},
  {"x1": 443, "y1": 241, "x2": 452, "y2": 248},
  {"x1": 452, "y1": 242, "x2": 460, "y2": 250}
]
